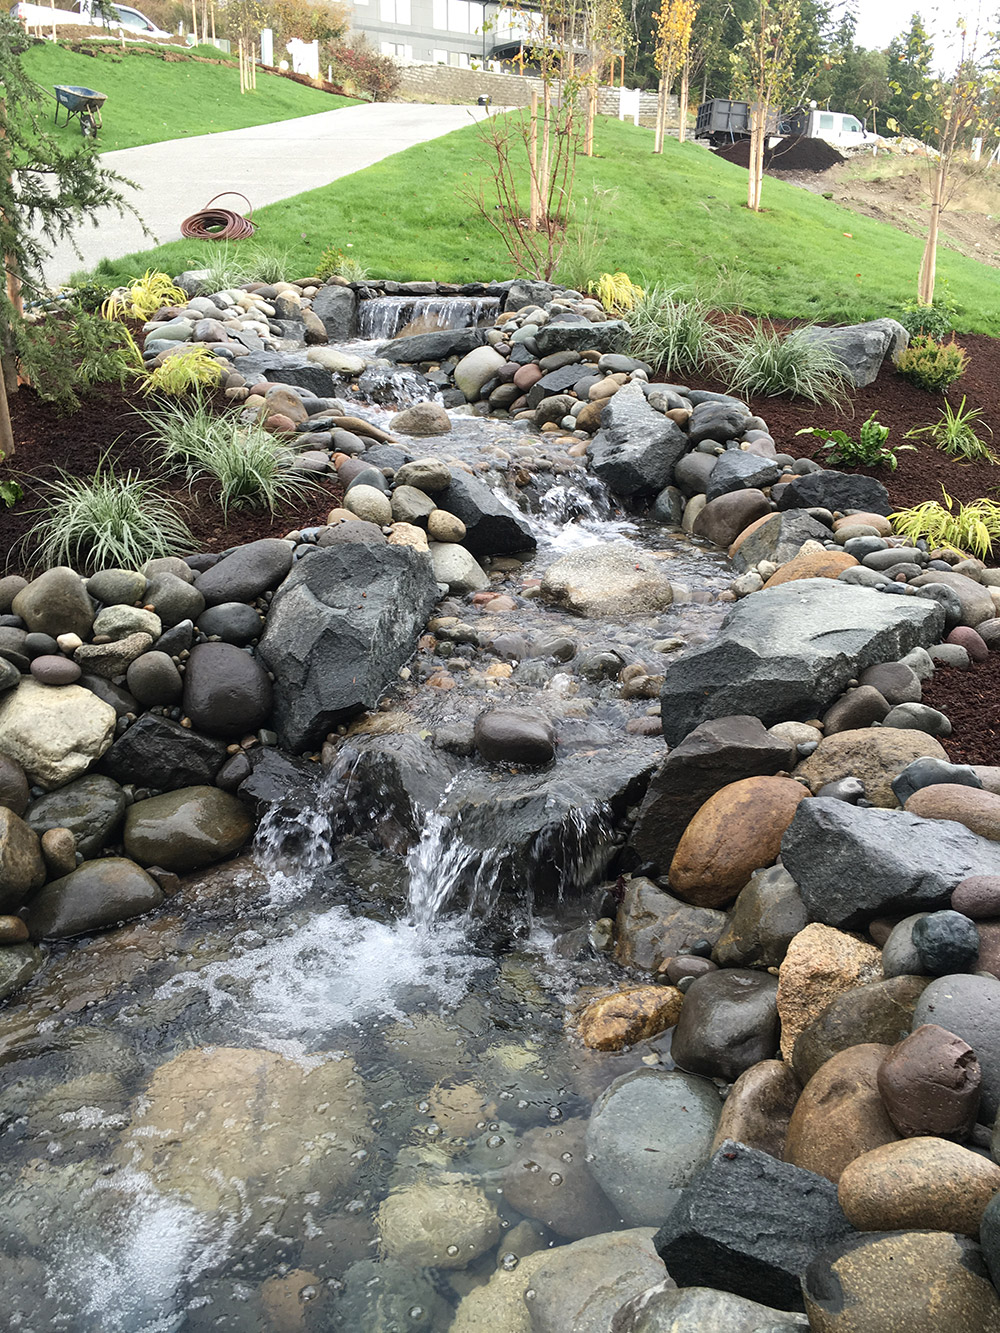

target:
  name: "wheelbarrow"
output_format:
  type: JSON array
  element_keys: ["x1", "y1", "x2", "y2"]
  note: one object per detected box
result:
[{"x1": 53, "y1": 85, "x2": 108, "y2": 138}]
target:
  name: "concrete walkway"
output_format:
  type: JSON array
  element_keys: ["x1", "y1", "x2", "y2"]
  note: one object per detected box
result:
[{"x1": 44, "y1": 101, "x2": 489, "y2": 287}]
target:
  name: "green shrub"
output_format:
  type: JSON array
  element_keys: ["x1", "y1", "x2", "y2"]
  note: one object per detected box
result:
[
  {"x1": 894, "y1": 290, "x2": 958, "y2": 340},
  {"x1": 897, "y1": 335, "x2": 968, "y2": 393},
  {"x1": 142, "y1": 347, "x2": 225, "y2": 396},
  {"x1": 19, "y1": 312, "x2": 141, "y2": 413},
  {"x1": 627, "y1": 286, "x2": 725, "y2": 377},
  {"x1": 890, "y1": 488, "x2": 1000, "y2": 560},
  {"x1": 22, "y1": 458, "x2": 194, "y2": 572},
  {"x1": 719, "y1": 323, "x2": 849, "y2": 404},
  {"x1": 796, "y1": 411, "x2": 913, "y2": 470},
  {"x1": 315, "y1": 245, "x2": 369, "y2": 282},
  {"x1": 904, "y1": 396, "x2": 996, "y2": 463}
]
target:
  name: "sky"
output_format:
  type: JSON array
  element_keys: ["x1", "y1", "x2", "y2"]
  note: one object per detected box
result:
[{"x1": 853, "y1": 0, "x2": 980, "y2": 71}]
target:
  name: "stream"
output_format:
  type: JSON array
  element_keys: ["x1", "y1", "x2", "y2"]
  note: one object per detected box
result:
[{"x1": 0, "y1": 304, "x2": 734, "y2": 1332}]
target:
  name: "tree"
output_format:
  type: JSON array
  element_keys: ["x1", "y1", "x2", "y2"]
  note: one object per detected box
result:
[
  {"x1": 731, "y1": 0, "x2": 802, "y2": 210},
  {"x1": 582, "y1": 0, "x2": 631, "y2": 153},
  {"x1": 652, "y1": 0, "x2": 696, "y2": 152},
  {"x1": 0, "y1": 13, "x2": 142, "y2": 456},
  {"x1": 884, "y1": 11, "x2": 934, "y2": 134}
]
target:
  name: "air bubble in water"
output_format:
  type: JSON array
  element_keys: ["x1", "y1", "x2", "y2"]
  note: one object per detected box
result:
[
  {"x1": 548, "y1": 1172, "x2": 563, "y2": 1186},
  {"x1": 547, "y1": 1106, "x2": 563, "y2": 1121},
  {"x1": 409, "y1": 1306, "x2": 424, "y2": 1321},
  {"x1": 446, "y1": 1244, "x2": 459, "y2": 1257},
  {"x1": 500, "y1": 1253, "x2": 519, "y2": 1271}
]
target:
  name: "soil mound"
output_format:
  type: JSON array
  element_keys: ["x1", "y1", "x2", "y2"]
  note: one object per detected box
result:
[{"x1": 713, "y1": 134, "x2": 845, "y2": 174}]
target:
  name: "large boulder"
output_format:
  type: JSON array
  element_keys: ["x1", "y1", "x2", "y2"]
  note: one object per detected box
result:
[
  {"x1": 658, "y1": 580, "x2": 944, "y2": 746},
  {"x1": 453, "y1": 345, "x2": 506, "y2": 400},
  {"x1": 123, "y1": 786, "x2": 254, "y2": 873},
  {"x1": 311, "y1": 283, "x2": 357, "y2": 340},
  {"x1": 782, "y1": 798, "x2": 1000, "y2": 930},
  {"x1": 796, "y1": 318, "x2": 909, "y2": 388},
  {"x1": 0, "y1": 679, "x2": 116, "y2": 790},
  {"x1": 11, "y1": 567, "x2": 94, "y2": 639},
  {"x1": 534, "y1": 320, "x2": 630, "y2": 355},
  {"x1": 587, "y1": 382, "x2": 689, "y2": 496},
  {"x1": 24, "y1": 857, "x2": 163, "y2": 940},
  {"x1": 776, "y1": 469, "x2": 892, "y2": 517},
  {"x1": 24, "y1": 774, "x2": 126, "y2": 858},
  {"x1": 434, "y1": 470, "x2": 535, "y2": 556},
  {"x1": 729, "y1": 511, "x2": 833, "y2": 573},
  {"x1": 258, "y1": 543, "x2": 439, "y2": 751},
  {"x1": 540, "y1": 543, "x2": 673, "y2": 619},
  {"x1": 377, "y1": 327, "x2": 487, "y2": 363}
]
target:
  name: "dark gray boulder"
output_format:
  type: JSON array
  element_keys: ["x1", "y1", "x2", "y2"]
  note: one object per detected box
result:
[
  {"x1": 587, "y1": 382, "x2": 689, "y2": 496},
  {"x1": 776, "y1": 469, "x2": 892, "y2": 517},
  {"x1": 258, "y1": 544, "x2": 440, "y2": 751},
  {"x1": 311, "y1": 284, "x2": 357, "y2": 340},
  {"x1": 182, "y1": 643, "x2": 273, "y2": 740},
  {"x1": 782, "y1": 797, "x2": 1000, "y2": 929},
  {"x1": 256, "y1": 358, "x2": 338, "y2": 397},
  {"x1": 25, "y1": 775, "x2": 126, "y2": 858},
  {"x1": 97, "y1": 714, "x2": 228, "y2": 790},
  {"x1": 236, "y1": 747, "x2": 320, "y2": 818},
  {"x1": 704, "y1": 451, "x2": 781, "y2": 502},
  {"x1": 25, "y1": 858, "x2": 163, "y2": 941},
  {"x1": 670, "y1": 969, "x2": 780, "y2": 1082},
  {"x1": 196, "y1": 603, "x2": 264, "y2": 645},
  {"x1": 195, "y1": 539, "x2": 293, "y2": 607},
  {"x1": 659, "y1": 580, "x2": 944, "y2": 745},
  {"x1": 435, "y1": 470, "x2": 535, "y2": 556},
  {"x1": 630, "y1": 715, "x2": 795, "y2": 871},
  {"x1": 687, "y1": 400, "x2": 752, "y2": 445},
  {"x1": 729, "y1": 511, "x2": 833, "y2": 574},
  {"x1": 653, "y1": 1141, "x2": 854, "y2": 1312},
  {"x1": 332, "y1": 734, "x2": 460, "y2": 853},
  {"x1": 377, "y1": 328, "x2": 487, "y2": 363},
  {"x1": 534, "y1": 320, "x2": 630, "y2": 355},
  {"x1": 796, "y1": 318, "x2": 908, "y2": 388}
]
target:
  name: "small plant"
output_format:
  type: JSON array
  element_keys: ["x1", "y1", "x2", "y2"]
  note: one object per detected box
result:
[
  {"x1": 894, "y1": 288, "x2": 958, "y2": 340},
  {"x1": 0, "y1": 478, "x2": 21, "y2": 508},
  {"x1": 719, "y1": 323, "x2": 849, "y2": 404},
  {"x1": 315, "y1": 245, "x2": 369, "y2": 282},
  {"x1": 556, "y1": 186, "x2": 617, "y2": 294},
  {"x1": 796, "y1": 412, "x2": 913, "y2": 470},
  {"x1": 897, "y1": 335, "x2": 968, "y2": 393},
  {"x1": 590, "y1": 272, "x2": 645, "y2": 313},
  {"x1": 627, "y1": 286, "x2": 726, "y2": 376},
  {"x1": 904, "y1": 397, "x2": 996, "y2": 463},
  {"x1": 141, "y1": 347, "x2": 225, "y2": 396},
  {"x1": 101, "y1": 270, "x2": 187, "y2": 321},
  {"x1": 22, "y1": 457, "x2": 194, "y2": 572},
  {"x1": 61, "y1": 275, "x2": 116, "y2": 314},
  {"x1": 889, "y1": 487, "x2": 1000, "y2": 560},
  {"x1": 19, "y1": 312, "x2": 142, "y2": 412}
]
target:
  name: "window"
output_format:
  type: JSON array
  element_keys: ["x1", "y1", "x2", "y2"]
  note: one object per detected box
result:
[
  {"x1": 432, "y1": 47, "x2": 448, "y2": 62},
  {"x1": 378, "y1": 0, "x2": 410, "y2": 24},
  {"x1": 843, "y1": 116, "x2": 862, "y2": 133},
  {"x1": 448, "y1": 0, "x2": 470, "y2": 32},
  {"x1": 432, "y1": 0, "x2": 447, "y2": 28},
  {"x1": 818, "y1": 113, "x2": 835, "y2": 130},
  {"x1": 380, "y1": 39, "x2": 412, "y2": 56}
]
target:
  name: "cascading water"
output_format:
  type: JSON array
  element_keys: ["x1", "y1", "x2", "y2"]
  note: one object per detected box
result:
[{"x1": 358, "y1": 295, "x2": 501, "y2": 341}]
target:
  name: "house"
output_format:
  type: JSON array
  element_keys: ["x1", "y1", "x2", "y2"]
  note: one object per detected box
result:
[{"x1": 344, "y1": 0, "x2": 542, "y2": 70}]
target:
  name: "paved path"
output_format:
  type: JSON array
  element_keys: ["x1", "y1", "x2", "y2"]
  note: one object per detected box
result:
[{"x1": 44, "y1": 101, "x2": 489, "y2": 287}]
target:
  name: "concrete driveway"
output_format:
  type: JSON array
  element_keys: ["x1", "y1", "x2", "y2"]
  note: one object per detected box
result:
[{"x1": 43, "y1": 101, "x2": 490, "y2": 287}]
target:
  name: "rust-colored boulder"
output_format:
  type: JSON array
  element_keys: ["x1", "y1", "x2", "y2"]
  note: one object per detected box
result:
[
  {"x1": 710, "y1": 1059, "x2": 800, "y2": 1160},
  {"x1": 785, "y1": 1043, "x2": 900, "y2": 1183},
  {"x1": 668, "y1": 776, "x2": 809, "y2": 909},
  {"x1": 777, "y1": 922, "x2": 883, "y2": 1060},
  {"x1": 905, "y1": 783, "x2": 1000, "y2": 841},
  {"x1": 877, "y1": 1023, "x2": 981, "y2": 1138},
  {"x1": 728, "y1": 513, "x2": 774, "y2": 558},
  {"x1": 838, "y1": 1137, "x2": 1000, "y2": 1237},
  {"x1": 575, "y1": 984, "x2": 683, "y2": 1051},
  {"x1": 764, "y1": 548, "x2": 858, "y2": 588}
]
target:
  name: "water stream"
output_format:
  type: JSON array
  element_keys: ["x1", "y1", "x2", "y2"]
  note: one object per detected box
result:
[{"x1": 0, "y1": 312, "x2": 734, "y2": 1331}]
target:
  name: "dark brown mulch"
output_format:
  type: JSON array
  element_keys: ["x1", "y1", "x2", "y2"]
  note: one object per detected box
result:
[
  {"x1": 713, "y1": 134, "x2": 845, "y2": 174},
  {"x1": 2, "y1": 381, "x2": 344, "y2": 574},
  {"x1": 921, "y1": 659, "x2": 1000, "y2": 766}
]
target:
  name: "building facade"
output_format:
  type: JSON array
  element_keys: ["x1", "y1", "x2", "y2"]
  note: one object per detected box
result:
[{"x1": 345, "y1": 0, "x2": 539, "y2": 70}]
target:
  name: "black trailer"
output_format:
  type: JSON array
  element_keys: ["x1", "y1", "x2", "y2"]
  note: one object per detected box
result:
[{"x1": 695, "y1": 99, "x2": 786, "y2": 146}]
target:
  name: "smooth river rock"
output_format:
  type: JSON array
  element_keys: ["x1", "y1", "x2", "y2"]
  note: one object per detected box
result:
[
  {"x1": 24, "y1": 857, "x2": 163, "y2": 940},
  {"x1": 0, "y1": 679, "x2": 116, "y2": 790},
  {"x1": 123, "y1": 786, "x2": 254, "y2": 874},
  {"x1": 838, "y1": 1137, "x2": 1000, "y2": 1237},
  {"x1": 785, "y1": 1044, "x2": 899, "y2": 1183},
  {"x1": 670, "y1": 968, "x2": 779, "y2": 1082}
]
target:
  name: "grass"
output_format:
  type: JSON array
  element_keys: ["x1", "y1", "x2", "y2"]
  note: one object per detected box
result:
[
  {"x1": 904, "y1": 397, "x2": 998, "y2": 463},
  {"x1": 890, "y1": 489, "x2": 1000, "y2": 561},
  {"x1": 22, "y1": 40, "x2": 356, "y2": 153},
  {"x1": 626, "y1": 285, "x2": 724, "y2": 377},
  {"x1": 719, "y1": 323, "x2": 849, "y2": 404},
  {"x1": 84, "y1": 113, "x2": 1000, "y2": 335}
]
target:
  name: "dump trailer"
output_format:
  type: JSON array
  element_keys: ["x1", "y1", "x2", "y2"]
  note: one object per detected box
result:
[
  {"x1": 695, "y1": 100, "x2": 784, "y2": 146},
  {"x1": 696, "y1": 99, "x2": 870, "y2": 149}
]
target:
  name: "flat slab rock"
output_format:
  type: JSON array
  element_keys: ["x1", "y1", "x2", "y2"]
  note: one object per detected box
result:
[{"x1": 659, "y1": 579, "x2": 945, "y2": 745}]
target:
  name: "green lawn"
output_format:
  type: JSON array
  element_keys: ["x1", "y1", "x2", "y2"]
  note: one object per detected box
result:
[
  {"x1": 24, "y1": 40, "x2": 356, "y2": 152},
  {"x1": 87, "y1": 113, "x2": 1000, "y2": 334}
]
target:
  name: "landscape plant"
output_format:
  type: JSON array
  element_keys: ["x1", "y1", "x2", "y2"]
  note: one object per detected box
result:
[
  {"x1": 141, "y1": 347, "x2": 225, "y2": 396},
  {"x1": 590, "y1": 272, "x2": 644, "y2": 312},
  {"x1": 626, "y1": 285, "x2": 724, "y2": 376},
  {"x1": 315, "y1": 245, "x2": 369, "y2": 282},
  {"x1": 720, "y1": 323, "x2": 848, "y2": 403},
  {"x1": 102, "y1": 271, "x2": 187, "y2": 322},
  {"x1": 796, "y1": 412, "x2": 913, "y2": 470},
  {"x1": 894, "y1": 290, "x2": 957, "y2": 341},
  {"x1": 889, "y1": 488, "x2": 1000, "y2": 561},
  {"x1": 22, "y1": 457, "x2": 195, "y2": 572},
  {"x1": 904, "y1": 397, "x2": 996, "y2": 463},
  {"x1": 896, "y1": 335, "x2": 968, "y2": 393},
  {"x1": 730, "y1": 0, "x2": 804, "y2": 212},
  {"x1": 652, "y1": 0, "x2": 697, "y2": 154}
]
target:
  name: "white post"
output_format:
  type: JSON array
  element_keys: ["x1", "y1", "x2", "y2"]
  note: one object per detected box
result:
[
  {"x1": 259, "y1": 27, "x2": 273, "y2": 66},
  {"x1": 972, "y1": 136, "x2": 983, "y2": 163}
]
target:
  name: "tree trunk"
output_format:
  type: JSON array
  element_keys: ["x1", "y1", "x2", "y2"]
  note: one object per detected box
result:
[
  {"x1": 541, "y1": 82, "x2": 551, "y2": 222},
  {"x1": 747, "y1": 107, "x2": 766, "y2": 211},
  {"x1": 585, "y1": 82, "x2": 596, "y2": 156},
  {"x1": 677, "y1": 57, "x2": 689, "y2": 144},
  {"x1": 918, "y1": 162, "x2": 946, "y2": 305},
  {"x1": 529, "y1": 90, "x2": 540, "y2": 229},
  {"x1": 191, "y1": 0, "x2": 198, "y2": 43},
  {"x1": 654, "y1": 73, "x2": 665, "y2": 152},
  {"x1": 0, "y1": 369, "x2": 13, "y2": 462}
]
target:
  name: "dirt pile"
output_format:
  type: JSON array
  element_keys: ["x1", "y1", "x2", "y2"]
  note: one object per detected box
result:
[{"x1": 713, "y1": 134, "x2": 845, "y2": 174}]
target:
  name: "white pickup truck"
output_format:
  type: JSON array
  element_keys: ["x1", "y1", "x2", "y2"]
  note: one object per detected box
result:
[{"x1": 10, "y1": 0, "x2": 172, "y2": 38}]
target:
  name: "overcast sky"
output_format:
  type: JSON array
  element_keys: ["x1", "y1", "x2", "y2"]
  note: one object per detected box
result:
[{"x1": 852, "y1": 0, "x2": 979, "y2": 71}]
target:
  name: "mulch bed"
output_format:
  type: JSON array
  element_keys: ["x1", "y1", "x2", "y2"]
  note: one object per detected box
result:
[{"x1": 2, "y1": 381, "x2": 344, "y2": 572}]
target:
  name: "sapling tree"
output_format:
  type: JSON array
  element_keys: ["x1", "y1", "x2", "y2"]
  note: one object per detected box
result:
[
  {"x1": 0, "y1": 12, "x2": 141, "y2": 456},
  {"x1": 652, "y1": 0, "x2": 696, "y2": 153},
  {"x1": 731, "y1": 0, "x2": 803, "y2": 211}
]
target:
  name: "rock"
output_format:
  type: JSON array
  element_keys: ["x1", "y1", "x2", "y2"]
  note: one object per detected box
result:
[
  {"x1": 795, "y1": 729, "x2": 949, "y2": 808},
  {"x1": 777, "y1": 469, "x2": 893, "y2": 517},
  {"x1": 0, "y1": 679, "x2": 116, "y2": 790},
  {"x1": 500, "y1": 1118, "x2": 620, "y2": 1239},
  {"x1": 377, "y1": 1176, "x2": 499, "y2": 1269},
  {"x1": 24, "y1": 857, "x2": 162, "y2": 940},
  {"x1": 785, "y1": 1044, "x2": 899, "y2": 1182},
  {"x1": 710, "y1": 1060, "x2": 800, "y2": 1160},
  {"x1": 0, "y1": 752, "x2": 29, "y2": 817},
  {"x1": 953, "y1": 875, "x2": 1000, "y2": 919},
  {"x1": 585, "y1": 1069, "x2": 722, "y2": 1226},
  {"x1": 541, "y1": 544, "x2": 673, "y2": 619},
  {"x1": 782, "y1": 798, "x2": 1000, "y2": 930},
  {"x1": 906, "y1": 784, "x2": 1000, "y2": 843},
  {"x1": 688, "y1": 399, "x2": 751, "y2": 445},
  {"x1": 913, "y1": 973, "x2": 1000, "y2": 1120},
  {"x1": 194, "y1": 602, "x2": 263, "y2": 646},
  {"x1": 791, "y1": 976, "x2": 931, "y2": 1085},
  {"x1": 426, "y1": 509, "x2": 466, "y2": 543},
  {"x1": 143, "y1": 572, "x2": 205, "y2": 628},
  {"x1": 705, "y1": 451, "x2": 781, "y2": 502},
  {"x1": 670, "y1": 968, "x2": 779, "y2": 1081},
  {"x1": 613, "y1": 877, "x2": 728, "y2": 972},
  {"x1": 669, "y1": 776, "x2": 809, "y2": 908},
  {"x1": 911, "y1": 570, "x2": 995, "y2": 627},
  {"x1": 435, "y1": 469, "x2": 535, "y2": 556},
  {"x1": 259, "y1": 544, "x2": 439, "y2": 751},
  {"x1": 630, "y1": 716, "x2": 796, "y2": 871},
  {"x1": 377, "y1": 327, "x2": 487, "y2": 363},
  {"x1": 576, "y1": 985, "x2": 684, "y2": 1051},
  {"x1": 394, "y1": 459, "x2": 453, "y2": 492},
  {"x1": 713, "y1": 865, "x2": 808, "y2": 969},
  {"x1": 125, "y1": 651, "x2": 182, "y2": 707},
  {"x1": 39, "y1": 826, "x2": 75, "y2": 878},
  {"x1": 588, "y1": 382, "x2": 689, "y2": 495},
  {"x1": 535, "y1": 319, "x2": 630, "y2": 355},
  {"x1": 0, "y1": 807, "x2": 45, "y2": 912},
  {"x1": 453, "y1": 344, "x2": 506, "y2": 400},
  {"x1": 693, "y1": 490, "x2": 771, "y2": 549},
  {"x1": 236, "y1": 747, "x2": 319, "y2": 819},
  {"x1": 98, "y1": 714, "x2": 228, "y2": 790},
  {"x1": 344, "y1": 484, "x2": 392, "y2": 525},
  {"x1": 653, "y1": 1141, "x2": 853, "y2": 1312},
  {"x1": 24, "y1": 774, "x2": 125, "y2": 858},
  {"x1": 73, "y1": 631, "x2": 153, "y2": 679},
  {"x1": 660, "y1": 580, "x2": 943, "y2": 746},
  {"x1": 797, "y1": 318, "x2": 908, "y2": 387},
  {"x1": 92, "y1": 604, "x2": 161, "y2": 641},
  {"x1": 195, "y1": 538, "x2": 293, "y2": 607},
  {"x1": 388, "y1": 522, "x2": 429, "y2": 552},
  {"x1": 984, "y1": 1194, "x2": 1000, "y2": 1293},
  {"x1": 777, "y1": 923, "x2": 883, "y2": 1060},
  {"x1": 803, "y1": 1231, "x2": 1000, "y2": 1333},
  {"x1": 858, "y1": 660, "x2": 922, "y2": 705},
  {"x1": 911, "y1": 909, "x2": 980, "y2": 973},
  {"x1": 11, "y1": 568, "x2": 94, "y2": 639},
  {"x1": 474, "y1": 709, "x2": 555, "y2": 765},
  {"x1": 675, "y1": 450, "x2": 717, "y2": 496},
  {"x1": 123, "y1": 786, "x2": 254, "y2": 873},
  {"x1": 182, "y1": 642, "x2": 272, "y2": 740},
  {"x1": 877, "y1": 1024, "x2": 982, "y2": 1138},
  {"x1": 29, "y1": 654, "x2": 81, "y2": 686},
  {"x1": 428, "y1": 542, "x2": 488, "y2": 593},
  {"x1": 0, "y1": 942, "x2": 43, "y2": 1002},
  {"x1": 612, "y1": 1284, "x2": 810, "y2": 1333},
  {"x1": 764, "y1": 548, "x2": 859, "y2": 588},
  {"x1": 883, "y1": 701, "x2": 952, "y2": 736},
  {"x1": 839, "y1": 1136, "x2": 1000, "y2": 1237},
  {"x1": 729, "y1": 511, "x2": 833, "y2": 573},
  {"x1": 894, "y1": 756, "x2": 982, "y2": 806},
  {"x1": 311, "y1": 283, "x2": 357, "y2": 339},
  {"x1": 390, "y1": 485, "x2": 436, "y2": 526}
]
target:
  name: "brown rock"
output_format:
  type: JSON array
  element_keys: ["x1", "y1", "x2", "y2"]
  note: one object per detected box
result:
[
  {"x1": 613, "y1": 877, "x2": 728, "y2": 972},
  {"x1": 785, "y1": 1044, "x2": 900, "y2": 1183},
  {"x1": 692, "y1": 490, "x2": 771, "y2": 550},
  {"x1": 777, "y1": 922, "x2": 883, "y2": 1060},
  {"x1": 905, "y1": 783, "x2": 1000, "y2": 841},
  {"x1": 575, "y1": 984, "x2": 684, "y2": 1051},
  {"x1": 40, "y1": 827, "x2": 77, "y2": 879},
  {"x1": 710, "y1": 1059, "x2": 800, "y2": 1159},
  {"x1": 833, "y1": 511, "x2": 893, "y2": 536},
  {"x1": 803, "y1": 1231, "x2": 1000, "y2": 1333},
  {"x1": 500, "y1": 1118, "x2": 619, "y2": 1239},
  {"x1": 977, "y1": 920, "x2": 1000, "y2": 978},
  {"x1": 264, "y1": 387, "x2": 308, "y2": 424},
  {"x1": 0, "y1": 807, "x2": 46, "y2": 914},
  {"x1": 0, "y1": 915, "x2": 28, "y2": 943},
  {"x1": 0, "y1": 752, "x2": 29, "y2": 817},
  {"x1": 838, "y1": 1137, "x2": 1000, "y2": 1237},
  {"x1": 822, "y1": 685, "x2": 891, "y2": 735},
  {"x1": 764, "y1": 548, "x2": 858, "y2": 587},
  {"x1": 791, "y1": 975, "x2": 931, "y2": 1085},
  {"x1": 668, "y1": 776, "x2": 809, "y2": 908},
  {"x1": 877, "y1": 1023, "x2": 981, "y2": 1139},
  {"x1": 952, "y1": 875, "x2": 1000, "y2": 919},
  {"x1": 793, "y1": 728, "x2": 949, "y2": 808}
]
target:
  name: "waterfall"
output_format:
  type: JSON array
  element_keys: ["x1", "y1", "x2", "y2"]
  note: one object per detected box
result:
[{"x1": 359, "y1": 295, "x2": 501, "y2": 340}]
